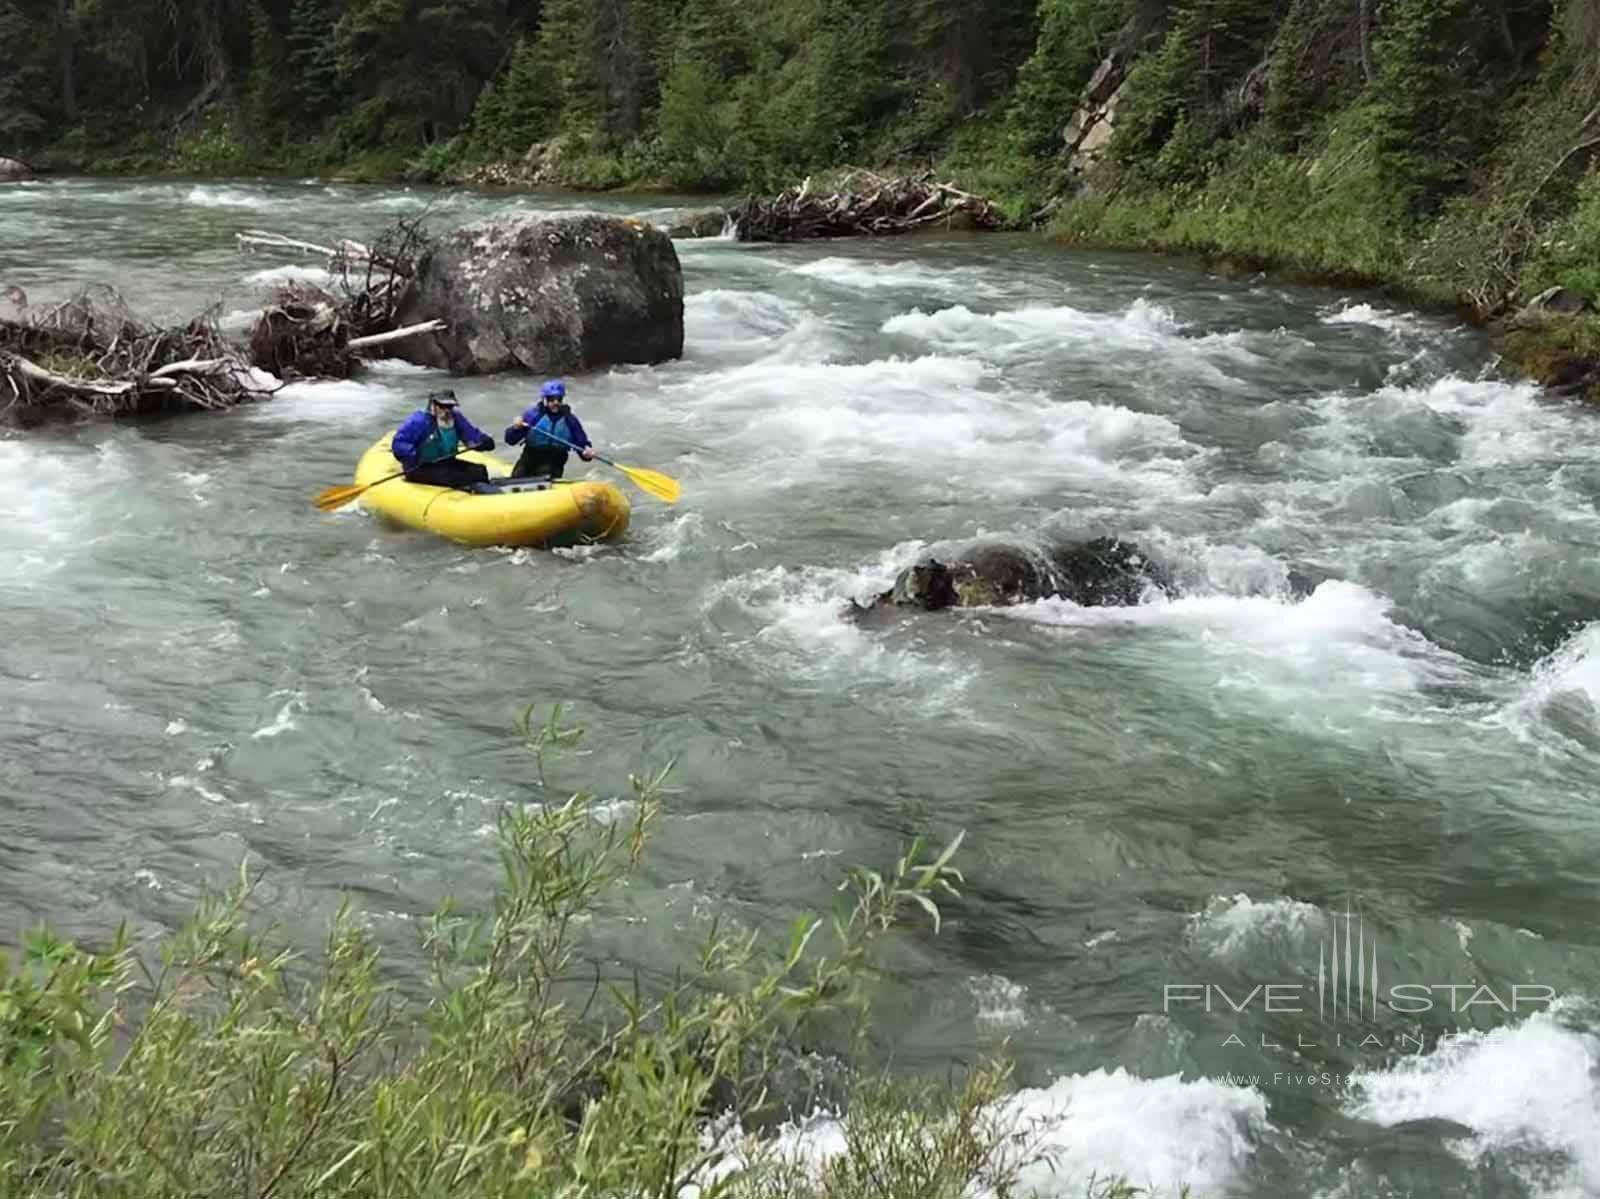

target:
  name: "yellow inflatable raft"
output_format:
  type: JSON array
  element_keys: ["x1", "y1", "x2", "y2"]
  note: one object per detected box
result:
[{"x1": 352, "y1": 435, "x2": 631, "y2": 548}]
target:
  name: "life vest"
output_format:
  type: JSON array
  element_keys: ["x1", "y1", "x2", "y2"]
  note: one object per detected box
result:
[
  {"x1": 530, "y1": 408, "x2": 574, "y2": 452},
  {"x1": 419, "y1": 420, "x2": 460, "y2": 463}
]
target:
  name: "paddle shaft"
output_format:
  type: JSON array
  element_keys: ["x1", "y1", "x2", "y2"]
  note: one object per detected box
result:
[
  {"x1": 520, "y1": 424, "x2": 680, "y2": 503},
  {"x1": 316, "y1": 441, "x2": 486, "y2": 509},
  {"x1": 370, "y1": 441, "x2": 483, "y2": 490},
  {"x1": 521, "y1": 424, "x2": 612, "y2": 467}
]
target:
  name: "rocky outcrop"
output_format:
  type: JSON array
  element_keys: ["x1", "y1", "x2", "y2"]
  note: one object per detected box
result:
[
  {"x1": 391, "y1": 213, "x2": 684, "y2": 375},
  {"x1": 861, "y1": 537, "x2": 1171, "y2": 614},
  {"x1": 0, "y1": 156, "x2": 34, "y2": 183},
  {"x1": 1062, "y1": 54, "x2": 1129, "y2": 174}
]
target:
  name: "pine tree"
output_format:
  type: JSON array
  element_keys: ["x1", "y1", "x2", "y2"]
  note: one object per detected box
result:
[
  {"x1": 0, "y1": 0, "x2": 49, "y2": 145},
  {"x1": 288, "y1": 0, "x2": 344, "y2": 120}
]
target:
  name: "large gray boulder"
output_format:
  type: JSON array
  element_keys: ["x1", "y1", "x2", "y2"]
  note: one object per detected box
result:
[
  {"x1": 392, "y1": 213, "x2": 684, "y2": 375},
  {"x1": 0, "y1": 156, "x2": 33, "y2": 183}
]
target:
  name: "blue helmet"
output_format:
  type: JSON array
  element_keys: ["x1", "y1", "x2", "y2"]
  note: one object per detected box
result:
[{"x1": 540, "y1": 380, "x2": 566, "y2": 400}]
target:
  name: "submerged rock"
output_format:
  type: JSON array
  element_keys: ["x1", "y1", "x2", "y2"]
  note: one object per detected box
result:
[
  {"x1": 665, "y1": 208, "x2": 731, "y2": 239},
  {"x1": 391, "y1": 213, "x2": 684, "y2": 375},
  {"x1": 863, "y1": 537, "x2": 1171, "y2": 614}
]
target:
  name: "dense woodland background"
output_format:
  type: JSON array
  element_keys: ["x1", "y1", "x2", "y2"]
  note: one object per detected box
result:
[{"x1": 3, "y1": 0, "x2": 1600, "y2": 312}]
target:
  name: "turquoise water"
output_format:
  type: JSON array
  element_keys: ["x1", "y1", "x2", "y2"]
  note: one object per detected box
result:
[{"x1": 3, "y1": 177, "x2": 1600, "y2": 1197}]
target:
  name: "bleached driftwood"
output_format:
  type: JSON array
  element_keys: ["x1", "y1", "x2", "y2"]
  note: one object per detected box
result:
[{"x1": 348, "y1": 319, "x2": 445, "y2": 352}]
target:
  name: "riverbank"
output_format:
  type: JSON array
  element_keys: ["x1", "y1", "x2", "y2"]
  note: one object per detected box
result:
[
  {"x1": 18, "y1": 143, "x2": 1600, "y2": 404},
  {"x1": 8, "y1": 0, "x2": 1600, "y2": 368}
]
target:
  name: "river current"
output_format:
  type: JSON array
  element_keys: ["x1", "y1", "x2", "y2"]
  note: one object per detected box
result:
[{"x1": 3, "y1": 178, "x2": 1600, "y2": 1198}]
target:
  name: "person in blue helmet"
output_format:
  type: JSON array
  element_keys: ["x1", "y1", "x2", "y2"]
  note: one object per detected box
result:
[
  {"x1": 506, "y1": 380, "x2": 597, "y2": 480},
  {"x1": 391, "y1": 389, "x2": 497, "y2": 491}
]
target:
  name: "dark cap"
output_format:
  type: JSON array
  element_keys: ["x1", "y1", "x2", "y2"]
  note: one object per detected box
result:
[{"x1": 427, "y1": 389, "x2": 460, "y2": 407}]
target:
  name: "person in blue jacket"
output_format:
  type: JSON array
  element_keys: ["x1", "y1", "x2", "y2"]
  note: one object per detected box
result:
[
  {"x1": 392, "y1": 389, "x2": 497, "y2": 491},
  {"x1": 506, "y1": 380, "x2": 596, "y2": 480}
]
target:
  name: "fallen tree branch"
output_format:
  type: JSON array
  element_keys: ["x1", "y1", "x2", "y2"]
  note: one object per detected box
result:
[
  {"x1": 348, "y1": 319, "x2": 445, "y2": 352},
  {"x1": 236, "y1": 229, "x2": 381, "y2": 264},
  {"x1": 149, "y1": 356, "x2": 231, "y2": 380},
  {"x1": 2, "y1": 350, "x2": 142, "y2": 396}
]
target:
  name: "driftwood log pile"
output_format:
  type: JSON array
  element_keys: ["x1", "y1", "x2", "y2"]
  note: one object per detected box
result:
[
  {"x1": 0, "y1": 286, "x2": 273, "y2": 428},
  {"x1": 1, "y1": 169, "x2": 1012, "y2": 429},
  {"x1": 236, "y1": 217, "x2": 441, "y2": 379},
  {"x1": 729, "y1": 170, "x2": 1007, "y2": 242}
]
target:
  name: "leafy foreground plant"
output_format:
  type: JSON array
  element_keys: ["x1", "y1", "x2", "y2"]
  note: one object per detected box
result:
[{"x1": 0, "y1": 707, "x2": 1154, "y2": 1199}]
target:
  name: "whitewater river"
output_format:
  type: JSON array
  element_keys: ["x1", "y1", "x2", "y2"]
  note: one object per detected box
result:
[{"x1": 4, "y1": 178, "x2": 1600, "y2": 1198}]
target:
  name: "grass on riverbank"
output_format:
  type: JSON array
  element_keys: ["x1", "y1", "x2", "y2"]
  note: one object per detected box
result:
[{"x1": 0, "y1": 705, "x2": 1157, "y2": 1199}]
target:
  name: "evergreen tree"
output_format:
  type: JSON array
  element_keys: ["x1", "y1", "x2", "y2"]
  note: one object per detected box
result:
[
  {"x1": 288, "y1": 0, "x2": 345, "y2": 120},
  {"x1": 0, "y1": 1, "x2": 49, "y2": 144}
]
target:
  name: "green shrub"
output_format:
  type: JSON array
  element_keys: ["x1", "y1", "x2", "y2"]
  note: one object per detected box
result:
[
  {"x1": 0, "y1": 706, "x2": 1092, "y2": 1199},
  {"x1": 1528, "y1": 168, "x2": 1600, "y2": 298}
]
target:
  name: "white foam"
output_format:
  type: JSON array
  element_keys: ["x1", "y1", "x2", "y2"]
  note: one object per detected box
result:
[
  {"x1": 1007, "y1": 579, "x2": 1448, "y2": 697},
  {"x1": 1377, "y1": 376, "x2": 1586, "y2": 469},
  {"x1": 169, "y1": 775, "x2": 229, "y2": 805},
  {"x1": 363, "y1": 358, "x2": 439, "y2": 376},
  {"x1": 694, "y1": 1068, "x2": 1268, "y2": 1198},
  {"x1": 1498, "y1": 623, "x2": 1600, "y2": 743},
  {"x1": 704, "y1": 547, "x2": 978, "y2": 707},
  {"x1": 1189, "y1": 894, "x2": 1325, "y2": 958},
  {"x1": 881, "y1": 298, "x2": 1277, "y2": 380},
  {"x1": 251, "y1": 693, "x2": 304, "y2": 740},
  {"x1": 1346, "y1": 1003, "x2": 1600, "y2": 1199},
  {"x1": 185, "y1": 185, "x2": 277, "y2": 209},
  {"x1": 1322, "y1": 302, "x2": 1428, "y2": 335},
  {"x1": 884, "y1": 298, "x2": 1180, "y2": 352},
  {"x1": 0, "y1": 440, "x2": 130, "y2": 587},
  {"x1": 687, "y1": 288, "x2": 804, "y2": 338},
  {"x1": 970, "y1": 974, "x2": 1029, "y2": 1031},
  {"x1": 250, "y1": 376, "x2": 409, "y2": 425},
  {"x1": 244, "y1": 264, "x2": 333, "y2": 289},
  {"x1": 793, "y1": 256, "x2": 1003, "y2": 297},
  {"x1": 682, "y1": 351, "x2": 1198, "y2": 500},
  {"x1": 639, "y1": 512, "x2": 705, "y2": 564},
  {"x1": 990, "y1": 1069, "x2": 1271, "y2": 1197}
]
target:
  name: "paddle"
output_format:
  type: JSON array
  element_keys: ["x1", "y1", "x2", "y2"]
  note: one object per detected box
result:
[
  {"x1": 526, "y1": 426, "x2": 681, "y2": 504},
  {"x1": 311, "y1": 444, "x2": 480, "y2": 512}
]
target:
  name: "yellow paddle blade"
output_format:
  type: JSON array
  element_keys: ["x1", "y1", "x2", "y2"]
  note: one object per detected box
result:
[
  {"x1": 618, "y1": 463, "x2": 681, "y2": 504},
  {"x1": 312, "y1": 482, "x2": 369, "y2": 512}
]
